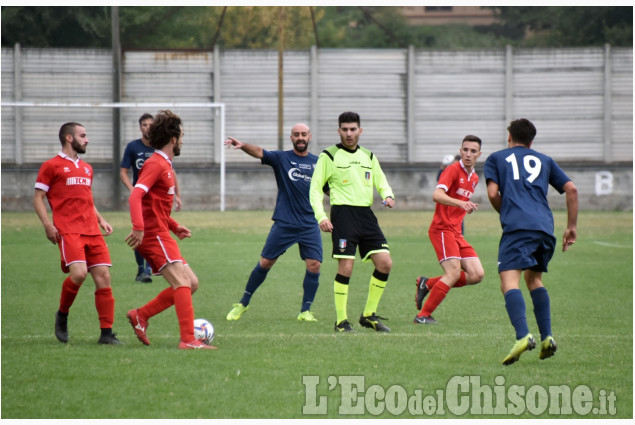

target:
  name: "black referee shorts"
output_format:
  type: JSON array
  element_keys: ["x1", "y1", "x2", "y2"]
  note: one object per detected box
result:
[{"x1": 330, "y1": 205, "x2": 389, "y2": 262}]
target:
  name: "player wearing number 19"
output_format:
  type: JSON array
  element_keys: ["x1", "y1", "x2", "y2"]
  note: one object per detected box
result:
[{"x1": 484, "y1": 118, "x2": 578, "y2": 365}]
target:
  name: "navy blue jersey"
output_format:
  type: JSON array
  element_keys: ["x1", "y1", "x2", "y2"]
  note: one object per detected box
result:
[
  {"x1": 261, "y1": 149, "x2": 318, "y2": 228},
  {"x1": 120, "y1": 139, "x2": 155, "y2": 185},
  {"x1": 484, "y1": 146, "x2": 571, "y2": 235}
]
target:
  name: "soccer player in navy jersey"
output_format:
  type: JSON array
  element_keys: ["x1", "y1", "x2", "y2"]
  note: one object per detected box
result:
[
  {"x1": 121, "y1": 114, "x2": 155, "y2": 282},
  {"x1": 224, "y1": 123, "x2": 323, "y2": 322},
  {"x1": 484, "y1": 118, "x2": 578, "y2": 365}
]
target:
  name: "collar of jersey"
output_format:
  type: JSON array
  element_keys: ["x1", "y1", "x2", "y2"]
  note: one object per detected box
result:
[
  {"x1": 154, "y1": 149, "x2": 173, "y2": 166},
  {"x1": 337, "y1": 143, "x2": 359, "y2": 154},
  {"x1": 57, "y1": 151, "x2": 81, "y2": 167}
]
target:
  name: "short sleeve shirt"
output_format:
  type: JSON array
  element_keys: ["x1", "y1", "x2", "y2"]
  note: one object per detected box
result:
[
  {"x1": 35, "y1": 153, "x2": 100, "y2": 236},
  {"x1": 120, "y1": 139, "x2": 155, "y2": 185},
  {"x1": 430, "y1": 161, "x2": 479, "y2": 234},
  {"x1": 484, "y1": 146, "x2": 571, "y2": 235},
  {"x1": 134, "y1": 151, "x2": 177, "y2": 235},
  {"x1": 261, "y1": 149, "x2": 318, "y2": 228}
]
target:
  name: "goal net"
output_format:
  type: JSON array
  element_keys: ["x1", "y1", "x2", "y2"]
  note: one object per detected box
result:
[{"x1": 1, "y1": 101, "x2": 227, "y2": 211}]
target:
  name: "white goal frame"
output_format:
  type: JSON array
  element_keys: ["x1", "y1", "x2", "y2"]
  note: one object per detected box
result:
[{"x1": 2, "y1": 101, "x2": 227, "y2": 211}]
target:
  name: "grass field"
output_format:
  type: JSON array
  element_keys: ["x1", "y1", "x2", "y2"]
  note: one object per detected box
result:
[{"x1": 1, "y1": 210, "x2": 632, "y2": 419}]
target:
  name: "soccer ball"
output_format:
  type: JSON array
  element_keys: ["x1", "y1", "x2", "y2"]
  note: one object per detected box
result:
[{"x1": 193, "y1": 318, "x2": 215, "y2": 345}]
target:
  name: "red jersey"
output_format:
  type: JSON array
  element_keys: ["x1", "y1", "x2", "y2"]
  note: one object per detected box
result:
[
  {"x1": 129, "y1": 150, "x2": 179, "y2": 235},
  {"x1": 35, "y1": 153, "x2": 100, "y2": 236},
  {"x1": 430, "y1": 161, "x2": 479, "y2": 234}
]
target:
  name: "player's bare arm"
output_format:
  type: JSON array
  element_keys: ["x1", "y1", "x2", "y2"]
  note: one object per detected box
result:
[
  {"x1": 224, "y1": 137, "x2": 264, "y2": 159},
  {"x1": 94, "y1": 207, "x2": 113, "y2": 236},
  {"x1": 562, "y1": 181, "x2": 579, "y2": 252},
  {"x1": 433, "y1": 187, "x2": 478, "y2": 213},
  {"x1": 33, "y1": 188, "x2": 59, "y2": 244},
  {"x1": 486, "y1": 181, "x2": 502, "y2": 213},
  {"x1": 119, "y1": 168, "x2": 134, "y2": 192}
]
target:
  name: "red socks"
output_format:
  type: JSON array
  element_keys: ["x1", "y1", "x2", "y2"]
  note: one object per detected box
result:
[
  {"x1": 173, "y1": 286, "x2": 195, "y2": 342},
  {"x1": 425, "y1": 271, "x2": 466, "y2": 291},
  {"x1": 137, "y1": 286, "x2": 195, "y2": 342},
  {"x1": 94, "y1": 287, "x2": 115, "y2": 329},
  {"x1": 59, "y1": 276, "x2": 80, "y2": 314},
  {"x1": 419, "y1": 280, "x2": 451, "y2": 317},
  {"x1": 139, "y1": 287, "x2": 175, "y2": 320}
]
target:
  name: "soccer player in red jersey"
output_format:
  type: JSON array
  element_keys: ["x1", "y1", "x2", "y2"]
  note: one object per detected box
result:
[
  {"x1": 124, "y1": 110, "x2": 215, "y2": 350},
  {"x1": 34, "y1": 122, "x2": 120, "y2": 344},
  {"x1": 414, "y1": 135, "x2": 485, "y2": 324}
]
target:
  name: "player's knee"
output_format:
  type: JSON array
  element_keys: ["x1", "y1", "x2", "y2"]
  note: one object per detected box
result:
[
  {"x1": 472, "y1": 270, "x2": 485, "y2": 284},
  {"x1": 189, "y1": 272, "x2": 199, "y2": 293},
  {"x1": 376, "y1": 255, "x2": 392, "y2": 274},
  {"x1": 305, "y1": 259, "x2": 321, "y2": 274},
  {"x1": 69, "y1": 268, "x2": 88, "y2": 285}
]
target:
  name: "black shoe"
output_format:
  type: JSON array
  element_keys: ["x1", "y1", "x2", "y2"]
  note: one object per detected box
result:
[
  {"x1": 136, "y1": 271, "x2": 152, "y2": 283},
  {"x1": 415, "y1": 276, "x2": 429, "y2": 310},
  {"x1": 98, "y1": 333, "x2": 122, "y2": 345},
  {"x1": 55, "y1": 311, "x2": 68, "y2": 343},
  {"x1": 334, "y1": 319, "x2": 355, "y2": 333},
  {"x1": 413, "y1": 314, "x2": 438, "y2": 324},
  {"x1": 359, "y1": 313, "x2": 391, "y2": 332}
]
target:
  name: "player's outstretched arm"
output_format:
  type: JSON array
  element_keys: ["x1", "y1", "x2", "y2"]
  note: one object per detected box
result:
[{"x1": 224, "y1": 137, "x2": 264, "y2": 159}]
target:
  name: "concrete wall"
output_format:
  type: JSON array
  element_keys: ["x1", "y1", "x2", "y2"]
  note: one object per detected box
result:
[{"x1": 4, "y1": 163, "x2": 631, "y2": 212}]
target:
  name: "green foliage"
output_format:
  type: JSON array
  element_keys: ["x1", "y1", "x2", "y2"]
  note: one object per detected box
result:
[
  {"x1": 1, "y1": 6, "x2": 112, "y2": 48},
  {"x1": 489, "y1": 6, "x2": 633, "y2": 47},
  {"x1": 1, "y1": 210, "x2": 632, "y2": 418},
  {"x1": 2, "y1": 6, "x2": 631, "y2": 49}
]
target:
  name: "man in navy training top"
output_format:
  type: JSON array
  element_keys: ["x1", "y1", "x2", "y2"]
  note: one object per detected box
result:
[
  {"x1": 225, "y1": 123, "x2": 324, "y2": 322},
  {"x1": 484, "y1": 118, "x2": 578, "y2": 366},
  {"x1": 120, "y1": 113, "x2": 182, "y2": 283}
]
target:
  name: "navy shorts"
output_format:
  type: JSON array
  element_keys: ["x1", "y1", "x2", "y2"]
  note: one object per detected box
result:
[
  {"x1": 261, "y1": 221, "x2": 322, "y2": 262},
  {"x1": 331, "y1": 205, "x2": 389, "y2": 262},
  {"x1": 498, "y1": 229, "x2": 556, "y2": 273}
]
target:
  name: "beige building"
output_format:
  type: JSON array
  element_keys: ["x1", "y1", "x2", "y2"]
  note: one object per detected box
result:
[{"x1": 401, "y1": 6, "x2": 497, "y2": 26}]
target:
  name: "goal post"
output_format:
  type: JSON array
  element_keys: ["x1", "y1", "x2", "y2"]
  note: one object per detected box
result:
[{"x1": 1, "y1": 100, "x2": 227, "y2": 211}]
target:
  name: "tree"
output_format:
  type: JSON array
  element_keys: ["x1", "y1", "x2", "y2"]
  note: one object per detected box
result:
[
  {"x1": 2, "y1": 6, "x2": 631, "y2": 49},
  {"x1": 489, "y1": 6, "x2": 633, "y2": 47},
  {"x1": 2, "y1": 6, "x2": 111, "y2": 47}
]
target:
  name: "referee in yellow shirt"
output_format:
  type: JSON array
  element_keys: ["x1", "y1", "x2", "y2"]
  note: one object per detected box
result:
[{"x1": 310, "y1": 111, "x2": 395, "y2": 332}]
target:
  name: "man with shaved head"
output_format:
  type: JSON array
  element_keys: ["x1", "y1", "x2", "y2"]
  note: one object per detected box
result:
[{"x1": 224, "y1": 123, "x2": 326, "y2": 323}]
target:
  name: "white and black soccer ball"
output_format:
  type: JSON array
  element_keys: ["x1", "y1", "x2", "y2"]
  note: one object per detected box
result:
[{"x1": 193, "y1": 318, "x2": 215, "y2": 345}]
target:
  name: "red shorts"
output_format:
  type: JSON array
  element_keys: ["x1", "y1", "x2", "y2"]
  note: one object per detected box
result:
[
  {"x1": 428, "y1": 228, "x2": 478, "y2": 263},
  {"x1": 58, "y1": 234, "x2": 111, "y2": 273},
  {"x1": 137, "y1": 232, "x2": 187, "y2": 274}
]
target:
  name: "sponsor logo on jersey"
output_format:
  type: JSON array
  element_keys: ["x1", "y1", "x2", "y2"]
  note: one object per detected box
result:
[
  {"x1": 288, "y1": 168, "x2": 312, "y2": 182},
  {"x1": 63, "y1": 167, "x2": 71, "y2": 173},
  {"x1": 66, "y1": 177, "x2": 92, "y2": 186},
  {"x1": 135, "y1": 158, "x2": 146, "y2": 170},
  {"x1": 455, "y1": 188, "x2": 473, "y2": 199}
]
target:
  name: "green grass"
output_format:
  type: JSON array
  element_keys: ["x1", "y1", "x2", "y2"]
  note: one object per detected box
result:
[{"x1": 1, "y1": 210, "x2": 632, "y2": 419}]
